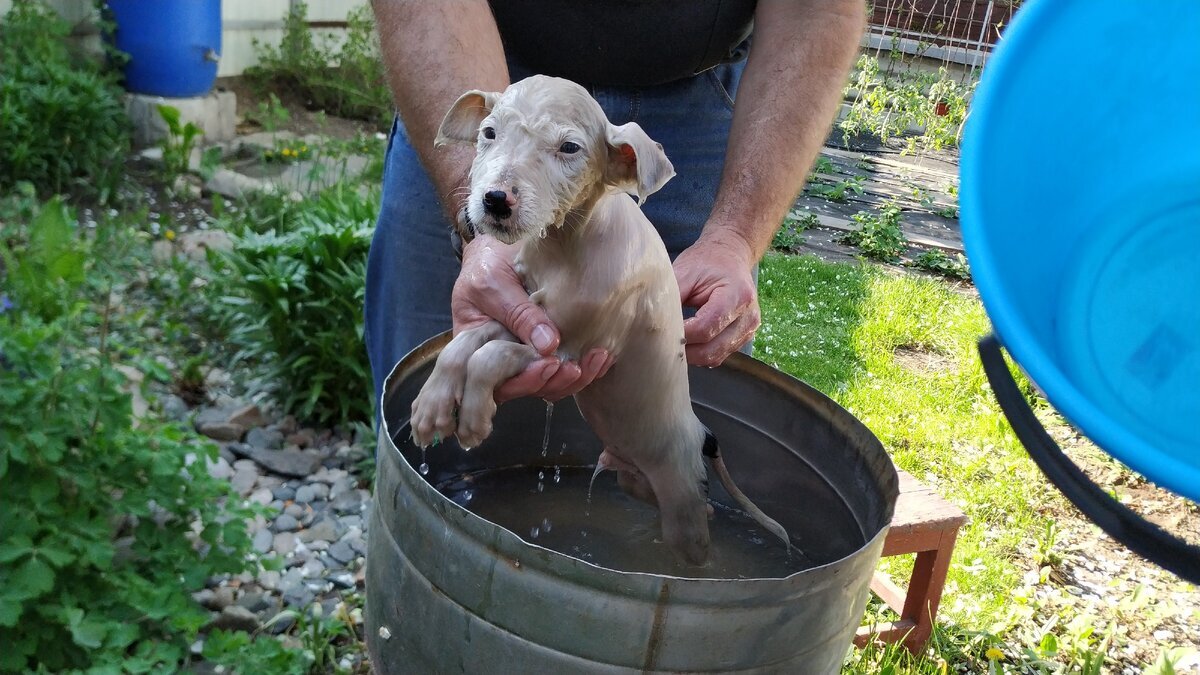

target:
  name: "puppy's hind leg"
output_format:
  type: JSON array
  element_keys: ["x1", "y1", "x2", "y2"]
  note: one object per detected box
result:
[
  {"x1": 456, "y1": 340, "x2": 539, "y2": 449},
  {"x1": 410, "y1": 321, "x2": 508, "y2": 448}
]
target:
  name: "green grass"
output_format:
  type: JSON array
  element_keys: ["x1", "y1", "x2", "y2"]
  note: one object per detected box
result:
[{"x1": 756, "y1": 254, "x2": 1063, "y2": 672}]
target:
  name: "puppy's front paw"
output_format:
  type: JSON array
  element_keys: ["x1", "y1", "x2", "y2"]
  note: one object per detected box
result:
[
  {"x1": 455, "y1": 390, "x2": 497, "y2": 450},
  {"x1": 410, "y1": 378, "x2": 459, "y2": 448}
]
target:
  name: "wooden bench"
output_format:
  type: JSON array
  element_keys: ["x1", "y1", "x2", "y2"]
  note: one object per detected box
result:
[{"x1": 855, "y1": 470, "x2": 968, "y2": 653}]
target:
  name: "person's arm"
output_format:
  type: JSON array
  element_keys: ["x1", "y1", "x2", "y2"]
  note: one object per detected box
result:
[
  {"x1": 371, "y1": 0, "x2": 610, "y2": 400},
  {"x1": 674, "y1": 0, "x2": 866, "y2": 366}
]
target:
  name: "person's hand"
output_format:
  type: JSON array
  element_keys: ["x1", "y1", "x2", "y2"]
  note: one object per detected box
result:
[
  {"x1": 452, "y1": 235, "x2": 613, "y2": 402},
  {"x1": 673, "y1": 234, "x2": 761, "y2": 367}
]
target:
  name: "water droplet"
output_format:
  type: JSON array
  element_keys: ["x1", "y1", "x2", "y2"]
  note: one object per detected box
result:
[
  {"x1": 419, "y1": 463, "x2": 429, "y2": 476},
  {"x1": 541, "y1": 402, "x2": 554, "y2": 456},
  {"x1": 553, "y1": 466, "x2": 561, "y2": 483},
  {"x1": 537, "y1": 482, "x2": 544, "y2": 493},
  {"x1": 462, "y1": 446, "x2": 472, "y2": 452},
  {"x1": 378, "y1": 626, "x2": 392, "y2": 640},
  {"x1": 530, "y1": 526, "x2": 540, "y2": 539},
  {"x1": 541, "y1": 518, "x2": 552, "y2": 533},
  {"x1": 463, "y1": 489, "x2": 474, "y2": 501},
  {"x1": 559, "y1": 441, "x2": 566, "y2": 455},
  {"x1": 513, "y1": 559, "x2": 521, "y2": 568},
  {"x1": 538, "y1": 471, "x2": 545, "y2": 481}
]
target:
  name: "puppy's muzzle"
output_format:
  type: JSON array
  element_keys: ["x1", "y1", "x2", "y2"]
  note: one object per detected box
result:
[{"x1": 482, "y1": 190, "x2": 514, "y2": 219}]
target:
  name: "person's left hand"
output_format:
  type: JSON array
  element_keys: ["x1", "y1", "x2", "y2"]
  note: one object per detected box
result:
[{"x1": 673, "y1": 234, "x2": 761, "y2": 367}]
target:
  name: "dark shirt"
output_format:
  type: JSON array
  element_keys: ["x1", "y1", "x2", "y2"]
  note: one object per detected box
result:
[{"x1": 488, "y1": 0, "x2": 757, "y2": 87}]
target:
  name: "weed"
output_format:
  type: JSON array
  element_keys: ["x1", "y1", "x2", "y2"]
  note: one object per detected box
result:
[
  {"x1": 246, "y1": 3, "x2": 392, "y2": 129},
  {"x1": 0, "y1": 0, "x2": 130, "y2": 200},
  {"x1": 842, "y1": 202, "x2": 907, "y2": 262},
  {"x1": 209, "y1": 183, "x2": 378, "y2": 426},
  {"x1": 773, "y1": 209, "x2": 819, "y2": 252},
  {"x1": 911, "y1": 249, "x2": 971, "y2": 281},
  {"x1": 248, "y1": 92, "x2": 293, "y2": 132},
  {"x1": 157, "y1": 105, "x2": 203, "y2": 183},
  {"x1": 0, "y1": 199, "x2": 256, "y2": 671},
  {"x1": 812, "y1": 156, "x2": 836, "y2": 176},
  {"x1": 264, "y1": 138, "x2": 314, "y2": 164},
  {"x1": 810, "y1": 175, "x2": 866, "y2": 203}
]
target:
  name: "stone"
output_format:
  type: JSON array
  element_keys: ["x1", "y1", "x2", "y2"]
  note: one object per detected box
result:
[
  {"x1": 273, "y1": 532, "x2": 297, "y2": 557},
  {"x1": 205, "y1": 456, "x2": 234, "y2": 481},
  {"x1": 274, "y1": 514, "x2": 300, "y2": 533},
  {"x1": 327, "y1": 573, "x2": 356, "y2": 590},
  {"x1": 294, "y1": 483, "x2": 329, "y2": 504},
  {"x1": 231, "y1": 468, "x2": 258, "y2": 496},
  {"x1": 327, "y1": 540, "x2": 357, "y2": 565},
  {"x1": 204, "y1": 168, "x2": 265, "y2": 199},
  {"x1": 207, "y1": 586, "x2": 235, "y2": 611},
  {"x1": 329, "y1": 475, "x2": 358, "y2": 500},
  {"x1": 125, "y1": 89, "x2": 237, "y2": 148},
  {"x1": 286, "y1": 429, "x2": 315, "y2": 448},
  {"x1": 266, "y1": 611, "x2": 296, "y2": 635},
  {"x1": 272, "y1": 485, "x2": 296, "y2": 501},
  {"x1": 227, "y1": 403, "x2": 267, "y2": 429},
  {"x1": 298, "y1": 518, "x2": 339, "y2": 544},
  {"x1": 161, "y1": 394, "x2": 190, "y2": 421},
  {"x1": 236, "y1": 591, "x2": 270, "y2": 614},
  {"x1": 228, "y1": 443, "x2": 323, "y2": 479},
  {"x1": 248, "y1": 488, "x2": 274, "y2": 506},
  {"x1": 194, "y1": 405, "x2": 246, "y2": 441},
  {"x1": 192, "y1": 588, "x2": 216, "y2": 609},
  {"x1": 246, "y1": 427, "x2": 283, "y2": 451},
  {"x1": 178, "y1": 230, "x2": 234, "y2": 262},
  {"x1": 339, "y1": 515, "x2": 363, "y2": 533},
  {"x1": 252, "y1": 528, "x2": 274, "y2": 555},
  {"x1": 300, "y1": 557, "x2": 325, "y2": 578},
  {"x1": 209, "y1": 605, "x2": 261, "y2": 633},
  {"x1": 331, "y1": 489, "x2": 370, "y2": 515},
  {"x1": 284, "y1": 503, "x2": 306, "y2": 519},
  {"x1": 306, "y1": 539, "x2": 331, "y2": 552},
  {"x1": 277, "y1": 415, "x2": 299, "y2": 435},
  {"x1": 257, "y1": 570, "x2": 282, "y2": 591}
]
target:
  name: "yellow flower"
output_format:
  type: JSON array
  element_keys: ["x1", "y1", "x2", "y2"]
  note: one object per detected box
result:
[
  {"x1": 164, "y1": 229, "x2": 176, "y2": 241},
  {"x1": 985, "y1": 647, "x2": 1004, "y2": 661}
]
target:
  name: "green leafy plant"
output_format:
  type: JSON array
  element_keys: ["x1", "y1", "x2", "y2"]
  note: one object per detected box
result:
[
  {"x1": 772, "y1": 209, "x2": 819, "y2": 252},
  {"x1": 0, "y1": 199, "x2": 256, "y2": 672},
  {"x1": 157, "y1": 104, "x2": 203, "y2": 182},
  {"x1": 202, "y1": 629, "x2": 312, "y2": 674},
  {"x1": 264, "y1": 138, "x2": 314, "y2": 164},
  {"x1": 247, "y1": 92, "x2": 293, "y2": 132},
  {"x1": 911, "y1": 249, "x2": 971, "y2": 281},
  {"x1": 0, "y1": 0, "x2": 130, "y2": 199},
  {"x1": 246, "y1": 3, "x2": 392, "y2": 129},
  {"x1": 842, "y1": 201, "x2": 907, "y2": 262},
  {"x1": 210, "y1": 183, "x2": 378, "y2": 425},
  {"x1": 809, "y1": 175, "x2": 865, "y2": 203}
]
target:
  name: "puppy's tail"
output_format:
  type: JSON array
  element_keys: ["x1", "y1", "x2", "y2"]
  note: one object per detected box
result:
[{"x1": 702, "y1": 430, "x2": 794, "y2": 554}]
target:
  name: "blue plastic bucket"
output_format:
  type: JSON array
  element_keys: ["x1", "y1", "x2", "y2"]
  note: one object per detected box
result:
[
  {"x1": 106, "y1": 0, "x2": 221, "y2": 98},
  {"x1": 963, "y1": 0, "x2": 1200, "y2": 582}
]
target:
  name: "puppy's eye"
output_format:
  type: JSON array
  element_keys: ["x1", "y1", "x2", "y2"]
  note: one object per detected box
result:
[
  {"x1": 559, "y1": 141, "x2": 581, "y2": 154},
  {"x1": 482, "y1": 127, "x2": 496, "y2": 140}
]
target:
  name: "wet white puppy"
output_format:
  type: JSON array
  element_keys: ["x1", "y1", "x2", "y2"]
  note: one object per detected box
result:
[{"x1": 410, "y1": 75, "x2": 786, "y2": 565}]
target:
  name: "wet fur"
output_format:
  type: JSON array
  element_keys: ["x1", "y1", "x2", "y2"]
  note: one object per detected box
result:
[{"x1": 410, "y1": 76, "x2": 784, "y2": 565}]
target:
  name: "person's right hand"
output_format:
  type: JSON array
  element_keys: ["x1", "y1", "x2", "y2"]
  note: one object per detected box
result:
[{"x1": 452, "y1": 235, "x2": 613, "y2": 402}]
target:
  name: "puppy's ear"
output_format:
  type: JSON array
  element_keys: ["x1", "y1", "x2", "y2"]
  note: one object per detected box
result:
[
  {"x1": 434, "y1": 90, "x2": 499, "y2": 147},
  {"x1": 604, "y1": 122, "x2": 675, "y2": 203}
]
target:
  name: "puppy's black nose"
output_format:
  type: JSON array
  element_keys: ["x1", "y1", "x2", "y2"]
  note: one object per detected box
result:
[{"x1": 482, "y1": 190, "x2": 512, "y2": 219}]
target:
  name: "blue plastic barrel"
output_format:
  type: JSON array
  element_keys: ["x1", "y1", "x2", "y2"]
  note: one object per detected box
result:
[
  {"x1": 106, "y1": 0, "x2": 221, "y2": 98},
  {"x1": 963, "y1": 0, "x2": 1200, "y2": 582}
]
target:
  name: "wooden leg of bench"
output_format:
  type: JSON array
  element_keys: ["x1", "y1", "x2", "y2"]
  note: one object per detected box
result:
[{"x1": 899, "y1": 530, "x2": 958, "y2": 653}]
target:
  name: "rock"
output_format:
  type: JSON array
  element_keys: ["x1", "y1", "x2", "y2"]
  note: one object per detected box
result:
[
  {"x1": 274, "y1": 514, "x2": 300, "y2": 533},
  {"x1": 286, "y1": 429, "x2": 315, "y2": 448},
  {"x1": 204, "y1": 168, "x2": 265, "y2": 200},
  {"x1": 295, "y1": 483, "x2": 329, "y2": 504},
  {"x1": 231, "y1": 467, "x2": 258, "y2": 496},
  {"x1": 248, "y1": 488, "x2": 274, "y2": 506},
  {"x1": 252, "y1": 528, "x2": 274, "y2": 554},
  {"x1": 229, "y1": 443, "x2": 323, "y2": 479},
  {"x1": 329, "y1": 475, "x2": 358, "y2": 500},
  {"x1": 246, "y1": 427, "x2": 283, "y2": 451},
  {"x1": 284, "y1": 503, "x2": 306, "y2": 519},
  {"x1": 272, "y1": 485, "x2": 296, "y2": 501},
  {"x1": 237, "y1": 592, "x2": 271, "y2": 614},
  {"x1": 209, "y1": 605, "x2": 261, "y2": 633},
  {"x1": 194, "y1": 406, "x2": 246, "y2": 442},
  {"x1": 338, "y1": 515, "x2": 363, "y2": 531},
  {"x1": 258, "y1": 570, "x2": 282, "y2": 591},
  {"x1": 312, "y1": 467, "x2": 349, "y2": 485},
  {"x1": 281, "y1": 586, "x2": 314, "y2": 610},
  {"x1": 328, "y1": 573, "x2": 356, "y2": 590},
  {"x1": 277, "y1": 415, "x2": 299, "y2": 435},
  {"x1": 331, "y1": 489, "x2": 370, "y2": 515},
  {"x1": 298, "y1": 518, "x2": 339, "y2": 544},
  {"x1": 151, "y1": 239, "x2": 175, "y2": 264},
  {"x1": 207, "y1": 586, "x2": 235, "y2": 611},
  {"x1": 300, "y1": 557, "x2": 325, "y2": 578},
  {"x1": 161, "y1": 394, "x2": 190, "y2": 421},
  {"x1": 327, "y1": 540, "x2": 357, "y2": 565},
  {"x1": 227, "y1": 403, "x2": 267, "y2": 430},
  {"x1": 192, "y1": 588, "x2": 216, "y2": 609},
  {"x1": 205, "y1": 456, "x2": 235, "y2": 480},
  {"x1": 179, "y1": 229, "x2": 234, "y2": 261},
  {"x1": 306, "y1": 540, "x2": 331, "y2": 552},
  {"x1": 274, "y1": 532, "x2": 297, "y2": 557}
]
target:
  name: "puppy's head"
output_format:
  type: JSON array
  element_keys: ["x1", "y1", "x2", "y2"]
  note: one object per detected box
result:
[{"x1": 436, "y1": 75, "x2": 675, "y2": 244}]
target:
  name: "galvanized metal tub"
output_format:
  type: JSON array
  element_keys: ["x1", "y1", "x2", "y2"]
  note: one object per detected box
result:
[{"x1": 367, "y1": 332, "x2": 898, "y2": 674}]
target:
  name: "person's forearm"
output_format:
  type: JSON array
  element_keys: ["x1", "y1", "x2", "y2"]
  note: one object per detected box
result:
[
  {"x1": 703, "y1": 0, "x2": 865, "y2": 262},
  {"x1": 371, "y1": 0, "x2": 509, "y2": 222}
]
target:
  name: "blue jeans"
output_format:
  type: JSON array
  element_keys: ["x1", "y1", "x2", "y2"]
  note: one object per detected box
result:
[{"x1": 364, "y1": 62, "x2": 745, "y2": 403}]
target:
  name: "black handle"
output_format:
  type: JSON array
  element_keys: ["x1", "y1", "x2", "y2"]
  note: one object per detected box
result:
[{"x1": 978, "y1": 334, "x2": 1200, "y2": 585}]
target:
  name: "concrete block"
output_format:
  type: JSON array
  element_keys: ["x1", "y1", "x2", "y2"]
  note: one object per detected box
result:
[{"x1": 126, "y1": 89, "x2": 237, "y2": 148}]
